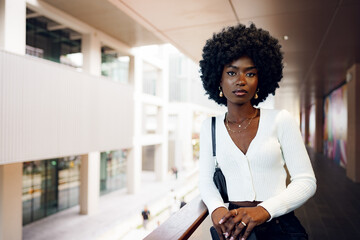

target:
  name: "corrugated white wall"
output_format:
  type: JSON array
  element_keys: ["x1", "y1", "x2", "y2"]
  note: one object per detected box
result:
[{"x1": 0, "y1": 50, "x2": 134, "y2": 164}]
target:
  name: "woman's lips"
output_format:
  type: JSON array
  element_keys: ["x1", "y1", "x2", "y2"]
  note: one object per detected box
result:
[{"x1": 233, "y1": 90, "x2": 247, "y2": 96}]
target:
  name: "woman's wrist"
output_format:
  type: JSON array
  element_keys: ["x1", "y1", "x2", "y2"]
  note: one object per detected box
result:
[
  {"x1": 256, "y1": 205, "x2": 271, "y2": 222},
  {"x1": 211, "y1": 207, "x2": 228, "y2": 224}
]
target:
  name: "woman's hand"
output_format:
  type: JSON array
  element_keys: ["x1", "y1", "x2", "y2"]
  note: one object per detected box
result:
[
  {"x1": 219, "y1": 206, "x2": 270, "y2": 240},
  {"x1": 211, "y1": 207, "x2": 229, "y2": 240}
]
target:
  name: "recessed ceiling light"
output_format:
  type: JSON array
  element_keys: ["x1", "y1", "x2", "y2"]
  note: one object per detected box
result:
[{"x1": 283, "y1": 35, "x2": 289, "y2": 40}]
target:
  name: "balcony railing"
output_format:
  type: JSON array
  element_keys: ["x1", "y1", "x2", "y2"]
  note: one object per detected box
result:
[{"x1": 144, "y1": 195, "x2": 209, "y2": 240}]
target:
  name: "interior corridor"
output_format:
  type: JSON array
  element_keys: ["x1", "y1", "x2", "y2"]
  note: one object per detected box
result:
[{"x1": 296, "y1": 148, "x2": 360, "y2": 240}]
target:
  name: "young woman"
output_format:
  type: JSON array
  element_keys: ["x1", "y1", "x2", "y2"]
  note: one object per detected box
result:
[{"x1": 198, "y1": 24, "x2": 316, "y2": 240}]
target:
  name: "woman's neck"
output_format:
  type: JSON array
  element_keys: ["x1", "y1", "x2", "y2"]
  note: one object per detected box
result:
[{"x1": 226, "y1": 102, "x2": 257, "y2": 122}]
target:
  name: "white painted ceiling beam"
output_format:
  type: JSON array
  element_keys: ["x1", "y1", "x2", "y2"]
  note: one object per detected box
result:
[
  {"x1": 26, "y1": 12, "x2": 41, "y2": 19},
  {"x1": 47, "y1": 23, "x2": 66, "y2": 31}
]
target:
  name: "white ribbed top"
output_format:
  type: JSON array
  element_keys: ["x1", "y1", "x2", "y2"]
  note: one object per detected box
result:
[{"x1": 198, "y1": 108, "x2": 316, "y2": 220}]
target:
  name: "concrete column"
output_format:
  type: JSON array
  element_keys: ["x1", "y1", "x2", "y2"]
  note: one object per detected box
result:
[
  {"x1": 82, "y1": 32, "x2": 101, "y2": 76},
  {"x1": 127, "y1": 145, "x2": 141, "y2": 194},
  {"x1": 304, "y1": 106, "x2": 310, "y2": 145},
  {"x1": 174, "y1": 105, "x2": 193, "y2": 171},
  {"x1": 154, "y1": 112, "x2": 165, "y2": 180},
  {"x1": 314, "y1": 98, "x2": 324, "y2": 153},
  {"x1": 128, "y1": 56, "x2": 135, "y2": 85},
  {"x1": 185, "y1": 58, "x2": 192, "y2": 102},
  {"x1": 0, "y1": 0, "x2": 26, "y2": 55},
  {"x1": 0, "y1": 163, "x2": 22, "y2": 240},
  {"x1": 127, "y1": 54, "x2": 143, "y2": 193},
  {"x1": 174, "y1": 113, "x2": 182, "y2": 169},
  {"x1": 300, "y1": 108, "x2": 306, "y2": 141},
  {"x1": 182, "y1": 106, "x2": 194, "y2": 170},
  {"x1": 79, "y1": 152, "x2": 100, "y2": 215},
  {"x1": 79, "y1": 33, "x2": 101, "y2": 210},
  {"x1": 346, "y1": 64, "x2": 360, "y2": 182},
  {"x1": 154, "y1": 144, "x2": 166, "y2": 180},
  {"x1": 154, "y1": 106, "x2": 169, "y2": 181},
  {"x1": 154, "y1": 49, "x2": 169, "y2": 181},
  {"x1": 0, "y1": 2, "x2": 25, "y2": 238}
]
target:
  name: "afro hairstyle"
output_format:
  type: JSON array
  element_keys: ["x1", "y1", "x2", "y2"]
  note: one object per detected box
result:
[{"x1": 199, "y1": 23, "x2": 283, "y2": 106}]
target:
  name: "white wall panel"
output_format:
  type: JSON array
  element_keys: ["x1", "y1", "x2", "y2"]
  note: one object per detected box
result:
[{"x1": 0, "y1": 50, "x2": 134, "y2": 164}]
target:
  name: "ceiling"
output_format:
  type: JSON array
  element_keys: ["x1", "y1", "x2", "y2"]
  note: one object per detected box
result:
[{"x1": 41, "y1": 0, "x2": 360, "y2": 113}]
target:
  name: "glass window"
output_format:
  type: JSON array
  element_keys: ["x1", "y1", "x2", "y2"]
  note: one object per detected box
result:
[
  {"x1": 143, "y1": 104, "x2": 159, "y2": 135},
  {"x1": 101, "y1": 49, "x2": 130, "y2": 83},
  {"x1": 142, "y1": 146, "x2": 155, "y2": 171},
  {"x1": 100, "y1": 150, "x2": 127, "y2": 195},
  {"x1": 32, "y1": 161, "x2": 45, "y2": 222},
  {"x1": 26, "y1": 8, "x2": 81, "y2": 65},
  {"x1": 58, "y1": 156, "x2": 81, "y2": 210},
  {"x1": 22, "y1": 162, "x2": 34, "y2": 225},
  {"x1": 143, "y1": 62, "x2": 160, "y2": 96},
  {"x1": 68, "y1": 156, "x2": 81, "y2": 207},
  {"x1": 45, "y1": 159, "x2": 58, "y2": 216},
  {"x1": 58, "y1": 159, "x2": 69, "y2": 211},
  {"x1": 169, "y1": 54, "x2": 187, "y2": 102},
  {"x1": 22, "y1": 156, "x2": 80, "y2": 225}
]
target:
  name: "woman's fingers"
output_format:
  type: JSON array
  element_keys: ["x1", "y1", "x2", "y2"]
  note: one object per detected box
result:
[
  {"x1": 220, "y1": 206, "x2": 270, "y2": 239},
  {"x1": 228, "y1": 220, "x2": 246, "y2": 240},
  {"x1": 219, "y1": 208, "x2": 239, "y2": 224},
  {"x1": 240, "y1": 221, "x2": 256, "y2": 240},
  {"x1": 211, "y1": 207, "x2": 230, "y2": 238},
  {"x1": 215, "y1": 226, "x2": 226, "y2": 240},
  {"x1": 229, "y1": 219, "x2": 257, "y2": 240},
  {"x1": 220, "y1": 223, "x2": 228, "y2": 238},
  {"x1": 227, "y1": 206, "x2": 267, "y2": 240},
  {"x1": 220, "y1": 209, "x2": 240, "y2": 237}
]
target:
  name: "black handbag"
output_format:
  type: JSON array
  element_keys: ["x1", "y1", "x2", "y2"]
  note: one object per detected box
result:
[{"x1": 211, "y1": 117, "x2": 229, "y2": 203}]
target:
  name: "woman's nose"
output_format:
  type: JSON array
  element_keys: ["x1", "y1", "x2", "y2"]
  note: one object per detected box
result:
[{"x1": 236, "y1": 74, "x2": 246, "y2": 85}]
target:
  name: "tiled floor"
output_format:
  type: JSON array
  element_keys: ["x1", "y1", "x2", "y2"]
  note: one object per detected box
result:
[{"x1": 295, "y1": 148, "x2": 360, "y2": 240}]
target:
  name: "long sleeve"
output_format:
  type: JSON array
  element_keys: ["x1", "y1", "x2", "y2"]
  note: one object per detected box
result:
[
  {"x1": 198, "y1": 118, "x2": 227, "y2": 215},
  {"x1": 258, "y1": 110, "x2": 317, "y2": 220}
]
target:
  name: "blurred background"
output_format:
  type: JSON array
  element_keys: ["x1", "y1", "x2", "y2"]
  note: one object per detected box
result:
[{"x1": 0, "y1": 0, "x2": 360, "y2": 239}]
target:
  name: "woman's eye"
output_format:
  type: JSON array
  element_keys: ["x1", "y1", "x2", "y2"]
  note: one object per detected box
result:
[
  {"x1": 227, "y1": 71, "x2": 236, "y2": 76},
  {"x1": 246, "y1": 72, "x2": 256, "y2": 77}
]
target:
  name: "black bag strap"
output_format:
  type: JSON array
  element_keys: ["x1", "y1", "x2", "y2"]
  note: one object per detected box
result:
[
  {"x1": 211, "y1": 117, "x2": 216, "y2": 157},
  {"x1": 211, "y1": 117, "x2": 218, "y2": 167}
]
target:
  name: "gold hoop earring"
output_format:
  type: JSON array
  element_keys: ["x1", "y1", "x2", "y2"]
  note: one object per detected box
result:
[
  {"x1": 254, "y1": 89, "x2": 259, "y2": 99},
  {"x1": 219, "y1": 86, "x2": 223, "y2": 97}
]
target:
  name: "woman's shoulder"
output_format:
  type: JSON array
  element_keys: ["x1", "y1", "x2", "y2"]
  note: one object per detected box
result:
[
  {"x1": 260, "y1": 108, "x2": 297, "y2": 127},
  {"x1": 200, "y1": 113, "x2": 225, "y2": 131},
  {"x1": 261, "y1": 108, "x2": 292, "y2": 119},
  {"x1": 202, "y1": 113, "x2": 225, "y2": 124},
  {"x1": 262, "y1": 108, "x2": 299, "y2": 132},
  {"x1": 200, "y1": 115, "x2": 214, "y2": 132}
]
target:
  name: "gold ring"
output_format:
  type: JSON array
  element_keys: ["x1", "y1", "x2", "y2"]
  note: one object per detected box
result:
[{"x1": 241, "y1": 221, "x2": 247, "y2": 227}]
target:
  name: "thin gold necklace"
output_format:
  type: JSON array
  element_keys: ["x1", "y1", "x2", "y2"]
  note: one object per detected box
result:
[
  {"x1": 226, "y1": 109, "x2": 258, "y2": 133},
  {"x1": 227, "y1": 115, "x2": 248, "y2": 128}
]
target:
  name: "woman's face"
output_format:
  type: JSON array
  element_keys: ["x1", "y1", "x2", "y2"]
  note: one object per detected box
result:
[{"x1": 220, "y1": 56, "x2": 258, "y2": 106}]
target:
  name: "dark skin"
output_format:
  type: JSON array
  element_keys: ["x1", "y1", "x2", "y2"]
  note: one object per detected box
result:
[{"x1": 211, "y1": 56, "x2": 270, "y2": 240}]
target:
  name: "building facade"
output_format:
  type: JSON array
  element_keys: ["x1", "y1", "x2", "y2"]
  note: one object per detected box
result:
[{"x1": 0, "y1": 1, "x2": 223, "y2": 239}]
